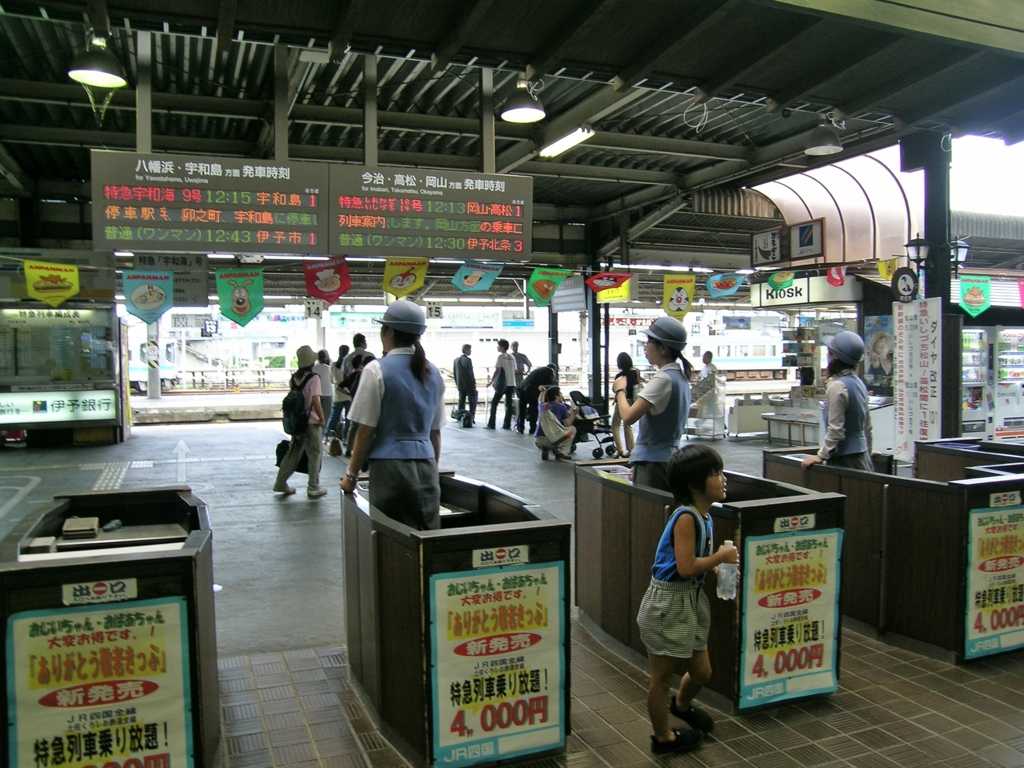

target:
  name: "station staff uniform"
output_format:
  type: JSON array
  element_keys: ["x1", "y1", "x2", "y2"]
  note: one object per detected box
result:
[{"x1": 631, "y1": 361, "x2": 691, "y2": 491}]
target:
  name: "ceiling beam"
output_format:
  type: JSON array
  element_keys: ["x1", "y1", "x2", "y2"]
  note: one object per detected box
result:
[
  {"x1": 431, "y1": 0, "x2": 497, "y2": 72},
  {"x1": 586, "y1": 131, "x2": 749, "y2": 161},
  {"x1": 0, "y1": 124, "x2": 251, "y2": 156},
  {"x1": 0, "y1": 142, "x2": 33, "y2": 195},
  {"x1": 590, "y1": 185, "x2": 680, "y2": 220},
  {"x1": 525, "y1": 0, "x2": 619, "y2": 81},
  {"x1": 899, "y1": 64, "x2": 1024, "y2": 128},
  {"x1": 329, "y1": 0, "x2": 371, "y2": 64},
  {"x1": 291, "y1": 102, "x2": 533, "y2": 139},
  {"x1": 215, "y1": 0, "x2": 236, "y2": 60},
  {"x1": 85, "y1": 0, "x2": 111, "y2": 39},
  {"x1": 598, "y1": 193, "x2": 688, "y2": 256}
]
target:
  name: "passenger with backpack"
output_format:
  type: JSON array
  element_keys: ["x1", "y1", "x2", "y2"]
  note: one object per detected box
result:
[{"x1": 273, "y1": 345, "x2": 328, "y2": 498}]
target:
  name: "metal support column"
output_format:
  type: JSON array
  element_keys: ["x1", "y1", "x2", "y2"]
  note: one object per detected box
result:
[
  {"x1": 480, "y1": 68, "x2": 495, "y2": 174},
  {"x1": 137, "y1": 30, "x2": 160, "y2": 400},
  {"x1": 274, "y1": 45, "x2": 289, "y2": 160},
  {"x1": 364, "y1": 55, "x2": 378, "y2": 167},
  {"x1": 549, "y1": 306, "x2": 559, "y2": 370}
]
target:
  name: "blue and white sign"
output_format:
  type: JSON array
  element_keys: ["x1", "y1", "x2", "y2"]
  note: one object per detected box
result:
[
  {"x1": 790, "y1": 219, "x2": 824, "y2": 260},
  {"x1": 452, "y1": 261, "x2": 503, "y2": 293},
  {"x1": 123, "y1": 269, "x2": 174, "y2": 324}
]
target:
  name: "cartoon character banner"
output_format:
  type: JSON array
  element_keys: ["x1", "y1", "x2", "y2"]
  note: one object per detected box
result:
[
  {"x1": 123, "y1": 270, "x2": 174, "y2": 324},
  {"x1": 766, "y1": 271, "x2": 796, "y2": 290},
  {"x1": 826, "y1": 266, "x2": 846, "y2": 287},
  {"x1": 383, "y1": 258, "x2": 428, "y2": 297},
  {"x1": 526, "y1": 268, "x2": 572, "y2": 307},
  {"x1": 453, "y1": 261, "x2": 503, "y2": 293},
  {"x1": 960, "y1": 274, "x2": 991, "y2": 318},
  {"x1": 215, "y1": 268, "x2": 264, "y2": 327},
  {"x1": 663, "y1": 275, "x2": 695, "y2": 318},
  {"x1": 706, "y1": 273, "x2": 746, "y2": 299},
  {"x1": 585, "y1": 272, "x2": 632, "y2": 294},
  {"x1": 304, "y1": 257, "x2": 351, "y2": 304},
  {"x1": 25, "y1": 260, "x2": 80, "y2": 308},
  {"x1": 878, "y1": 258, "x2": 897, "y2": 280}
]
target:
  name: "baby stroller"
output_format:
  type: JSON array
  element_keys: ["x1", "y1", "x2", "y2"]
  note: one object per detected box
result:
[{"x1": 569, "y1": 390, "x2": 619, "y2": 459}]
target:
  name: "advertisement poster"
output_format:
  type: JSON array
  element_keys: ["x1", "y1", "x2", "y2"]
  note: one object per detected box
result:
[
  {"x1": 892, "y1": 298, "x2": 942, "y2": 462},
  {"x1": 789, "y1": 219, "x2": 823, "y2": 260},
  {"x1": 0, "y1": 390, "x2": 118, "y2": 425},
  {"x1": 7, "y1": 597, "x2": 193, "y2": 768},
  {"x1": 526, "y1": 268, "x2": 572, "y2": 307},
  {"x1": 663, "y1": 274, "x2": 695, "y2": 318},
  {"x1": 123, "y1": 270, "x2": 174, "y2": 324},
  {"x1": 452, "y1": 261, "x2": 503, "y2": 293},
  {"x1": 215, "y1": 268, "x2": 264, "y2": 327},
  {"x1": 739, "y1": 530, "x2": 842, "y2": 710},
  {"x1": 965, "y1": 505, "x2": 1024, "y2": 659},
  {"x1": 430, "y1": 563, "x2": 564, "y2": 767},
  {"x1": 863, "y1": 315, "x2": 894, "y2": 389},
  {"x1": 304, "y1": 257, "x2": 351, "y2": 304},
  {"x1": 751, "y1": 228, "x2": 782, "y2": 266},
  {"x1": 382, "y1": 257, "x2": 428, "y2": 297},
  {"x1": 25, "y1": 260, "x2": 80, "y2": 308},
  {"x1": 960, "y1": 274, "x2": 991, "y2": 318}
]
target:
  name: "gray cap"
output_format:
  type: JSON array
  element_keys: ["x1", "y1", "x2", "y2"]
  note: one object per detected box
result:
[
  {"x1": 375, "y1": 300, "x2": 427, "y2": 336},
  {"x1": 644, "y1": 316, "x2": 688, "y2": 351},
  {"x1": 826, "y1": 331, "x2": 865, "y2": 366}
]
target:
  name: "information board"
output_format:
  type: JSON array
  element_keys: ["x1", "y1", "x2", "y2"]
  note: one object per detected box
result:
[
  {"x1": 330, "y1": 166, "x2": 532, "y2": 258},
  {"x1": 91, "y1": 151, "x2": 329, "y2": 254},
  {"x1": 965, "y1": 504, "x2": 1024, "y2": 659},
  {"x1": 892, "y1": 298, "x2": 942, "y2": 462},
  {"x1": 134, "y1": 254, "x2": 209, "y2": 307},
  {"x1": 0, "y1": 308, "x2": 114, "y2": 386}
]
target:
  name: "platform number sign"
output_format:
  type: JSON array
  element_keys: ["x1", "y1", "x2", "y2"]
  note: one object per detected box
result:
[
  {"x1": 426, "y1": 302, "x2": 444, "y2": 320},
  {"x1": 304, "y1": 298, "x2": 327, "y2": 319}
]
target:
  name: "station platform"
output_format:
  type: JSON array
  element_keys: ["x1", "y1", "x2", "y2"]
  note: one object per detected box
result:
[{"x1": 3, "y1": 420, "x2": 1023, "y2": 767}]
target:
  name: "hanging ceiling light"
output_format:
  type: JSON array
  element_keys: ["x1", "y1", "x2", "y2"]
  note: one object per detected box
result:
[
  {"x1": 804, "y1": 115, "x2": 843, "y2": 156},
  {"x1": 69, "y1": 36, "x2": 127, "y2": 89},
  {"x1": 500, "y1": 78, "x2": 545, "y2": 123}
]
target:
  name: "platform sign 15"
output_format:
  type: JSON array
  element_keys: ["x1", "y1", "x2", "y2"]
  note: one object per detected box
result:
[
  {"x1": 739, "y1": 530, "x2": 841, "y2": 709},
  {"x1": 965, "y1": 505, "x2": 1024, "y2": 659},
  {"x1": 430, "y1": 562, "x2": 564, "y2": 768}
]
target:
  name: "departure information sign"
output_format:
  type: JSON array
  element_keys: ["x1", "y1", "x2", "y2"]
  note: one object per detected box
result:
[
  {"x1": 329, "y1": 166, "x2": 532, "y2": 258},
  {"x1": 91, "y1": 151, "x2": 329, "y2": 254}
]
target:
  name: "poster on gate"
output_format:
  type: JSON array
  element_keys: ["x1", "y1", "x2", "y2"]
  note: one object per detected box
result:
[
  {"x1": 739, "y1": 530, "x2": 842, "y2": 709},
  {"x1": 6, "y1": 597, "x2": 193, "y2": 768},
  {"x1": 965, "y1": 504, "x2": 1024, "y2": 659},
  {"x1": 430, "y1": 562, "x2": 565, "y2": 767}
]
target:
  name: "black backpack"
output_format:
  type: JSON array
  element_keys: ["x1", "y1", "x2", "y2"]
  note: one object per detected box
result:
[{"x1": 282, "y1": 373, "x2": 314, "y2": 436}]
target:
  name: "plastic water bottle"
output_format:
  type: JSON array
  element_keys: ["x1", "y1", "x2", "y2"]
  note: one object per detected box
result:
[{"x1": 717, "y1": 540, "x2": 737, "y2": 600}]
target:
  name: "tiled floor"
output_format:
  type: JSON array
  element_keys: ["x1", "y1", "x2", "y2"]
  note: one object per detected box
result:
[{"x1": 219, "y1": 612, "x2": 1024, "y2": 768}]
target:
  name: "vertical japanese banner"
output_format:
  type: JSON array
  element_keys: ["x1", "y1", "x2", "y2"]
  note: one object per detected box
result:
[
  {"x1": 663, "y1": 274, "x2": 695, "y2": 318},
  {"x1": 122, "y1": 270, "x2": 174, "y2": 324},
  {"x1": 7, "y1": 597, "x2": 193, "y2": 768},
  {"x1": 304, "y1": 257, "x2": 351, "y2": 304},
  {"x1": 965, "y1": 504, "x2": 1024, "y2": 659},
  {"x1": 25, "y1": 260, "x2": 81, "y2": 308},
  {"x1": 215, "y1": 268, "x2": 264, "y2": 326},
  {"x1": 430, "y1": 562, "x2": 565, "y2": 768},
  {"x1": 382, "y1": 258, "x2": 428, "y2": 297},
  {"x1": 892, "y1": 298, "x2": 942, "y2": 463},
  {"x1": 739, "y1": 530, "x2": 842, "y2": 710}
]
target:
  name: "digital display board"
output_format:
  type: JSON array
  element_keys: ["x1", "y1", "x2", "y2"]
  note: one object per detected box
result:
[
  {"x1": 329, "y1": 166, "x2": 533, "y2": 258},
  {"x1": 91, "y1": 151, "x2": 329, "y2": 254}
]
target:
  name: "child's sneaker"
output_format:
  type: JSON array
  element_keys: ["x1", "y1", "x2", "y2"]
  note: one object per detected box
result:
[
  {"x1": 650, "y1": 728, "x2": 702, "y2": 754},
  {"x1": 669, "y1": 699, "x2": 715, "y2": 733}
]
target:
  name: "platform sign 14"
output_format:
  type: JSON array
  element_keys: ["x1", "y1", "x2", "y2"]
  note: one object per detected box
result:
[
  {"x1": 430, "y1": 562, "x2": 564, "y2": 768},
  {"x1": 739, "y1": 530, "x2": 841, "y2": 709},
  {"x1": 965, "y1": 505, "x2": 1024, "y2": 659}
]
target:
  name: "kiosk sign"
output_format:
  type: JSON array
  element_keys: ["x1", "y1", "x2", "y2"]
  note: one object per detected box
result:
[
  {"x1": 6, "y1": 597, "x2": 193, "y2": 768},
  {"x1": 739, "y1": 530, "x2": 841, "y2": 709},
  {"x1": 430, "y1": 562, "x2": 564, "y2": 767},
  {"x1": 965, "y1": 505, "x2": 1024, "y2": 659}
]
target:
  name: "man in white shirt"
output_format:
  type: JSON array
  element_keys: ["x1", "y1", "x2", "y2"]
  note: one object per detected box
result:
[
  {"x1": 700, "y1": 351, "x2": 717, "y2": 379},
  {"x1": 487, "y1": 339, "x2": 518, "y2": 429}
]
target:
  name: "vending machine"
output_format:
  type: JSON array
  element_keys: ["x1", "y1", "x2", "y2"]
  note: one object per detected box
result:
[
  {"x1": 961, "y1": 329, "x2": 992, "y2": 438},
  {"x1": 993, "y1": 327, "x2": 1024, "y2": 440}
]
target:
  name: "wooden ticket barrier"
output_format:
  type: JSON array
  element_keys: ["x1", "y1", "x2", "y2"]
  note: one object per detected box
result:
[
  {"x1": 343, "y1": 475, "x2": 571, "y2": 767},
  {"x1": 0, "y1": 487, "x2": 219, "y2": 768},
  {"x1": 764, "y1": 448, "x2": 1024, "y2": 662},
  {"x1": 915, "y1": 437, "x2": 1024, "y2": 481},
  {"x1": 575, "y1": 464, "x2": 845, "y2": 712}
]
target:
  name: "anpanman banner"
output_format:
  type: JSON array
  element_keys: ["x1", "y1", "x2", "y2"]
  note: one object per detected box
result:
[
  {"x1": 526, "y1": 268, "x2": 572, "y2": 307},
  {"x1": 25, "y1": 260, "x2": 80, "y2": 307},
  {"x1": 585, "y1": 272, "x2": 632, "y2": 293},
  {"x1": 383, "y1": 257, "x2": 428, "y2": 297},
  {"x1": 452, "y1": 261, "x2": 503, "y2": 293},
  {"x1": 304, "y1": 257, "x2": 351, "y2": 304},
  {"x1": 215, "y1": 268, "x2": 264, "y2": 327},
  {"x1": 663, "y1": 274, "x2": 695, "y2": 318},
  {"x1": 878, "y1": 258, "x2": 897, "y2": 280}
]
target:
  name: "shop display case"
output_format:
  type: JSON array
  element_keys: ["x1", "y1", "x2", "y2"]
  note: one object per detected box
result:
[
  {"x1": 961, "y1": 329, "x2": 991, "y2": 438},
  {"x1": 688, "y1": 372, "x2": 726, "y2": 439}
]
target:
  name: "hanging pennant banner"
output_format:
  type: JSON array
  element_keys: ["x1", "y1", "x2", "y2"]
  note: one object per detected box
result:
[
  {"x1": 1018, "y1": 279, "x2": 1024, "y2": 309},
  {"x1": 766, "y1": 270, "x2": 796, "y2": 290},
  {"x1": 452, "y1": 261, "x2": 503, "y2": 293},
  {"x1": 215, "y1": 268, "x2": 264, "y2": 327},
  {"x1": 25, "y1": 260, "x2": 80, "y2": 308},
  {"x1": 585, "y1": 271, "x2": 633, "y2": 294},
  {"x1": 527, "y1": 268, "x2": 573, "y2": 306},
  {"x1": 304, "y1": 257, "x2": 351, "y2": 304},
  {"x1": 597, "y1": 277, "x2": 634, "y2": 303},
  {"x1": 706, "y1": 272, "x2": 746, "y2": 299},
  {"x1": 826, "y1": 266, "x2": 846, "y2": 287},
  {"x1": 960, "y1": 274, "x2": 991, "y2": 318},
  {"x1": 383, "y1": 257, "x2": 428, "y2": 297},
  {"x1": 123, "y1": 270, "x2": 174, "y2": 324},
  {"x1": 663, "y1": 274, "x2": 695, "y2": 318},
  {"x1": 878, "y1": 258, "x2": 897, "y2": 280}
]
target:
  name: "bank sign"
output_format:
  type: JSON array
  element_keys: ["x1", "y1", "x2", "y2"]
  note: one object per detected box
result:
[{"x1": 750, "y1": 275, "x2": 862, "y2": 308}]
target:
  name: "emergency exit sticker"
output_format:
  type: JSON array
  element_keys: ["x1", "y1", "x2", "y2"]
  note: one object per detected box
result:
[
  {"x1": 62, "y1": 578, "x2": 138, "y2": 605},
  {"x1": 991, "y1": 491, "x2": 1022, "y2": 508},
  {"x1": 472, "y1": 546, "x2": 529, "y2": 568},
  {"x1": 774, "y1": 514, "x2": 815, "y2": 533}
]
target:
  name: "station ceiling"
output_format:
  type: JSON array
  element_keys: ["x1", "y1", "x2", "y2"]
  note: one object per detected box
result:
[{"x1": 2, "y1": 1, "x2": 1024, "y2": 300}]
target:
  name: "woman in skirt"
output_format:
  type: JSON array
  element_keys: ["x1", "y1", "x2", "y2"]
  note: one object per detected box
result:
[{"x1": 636, "y1": 444, "x2": 737, "y2": 754}]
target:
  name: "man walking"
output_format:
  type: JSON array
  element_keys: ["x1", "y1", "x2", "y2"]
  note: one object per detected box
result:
[
  {"x1": 454, "y1": 344, "x2": 478, "y2": 424},
  {"x1": 487, "y1": 339, "x2": 518, "y2": 429}
]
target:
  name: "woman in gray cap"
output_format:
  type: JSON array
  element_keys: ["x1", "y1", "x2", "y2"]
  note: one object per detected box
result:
[
  {"x1": 339, "y1": 300, "x2": 446, "y2": 529},
  {"x1": 274, "y1": 344, "x2": 328, "y2": 498},
  {"x1": 612, "y1": 316, "x2": 696, "y2": 492}
]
